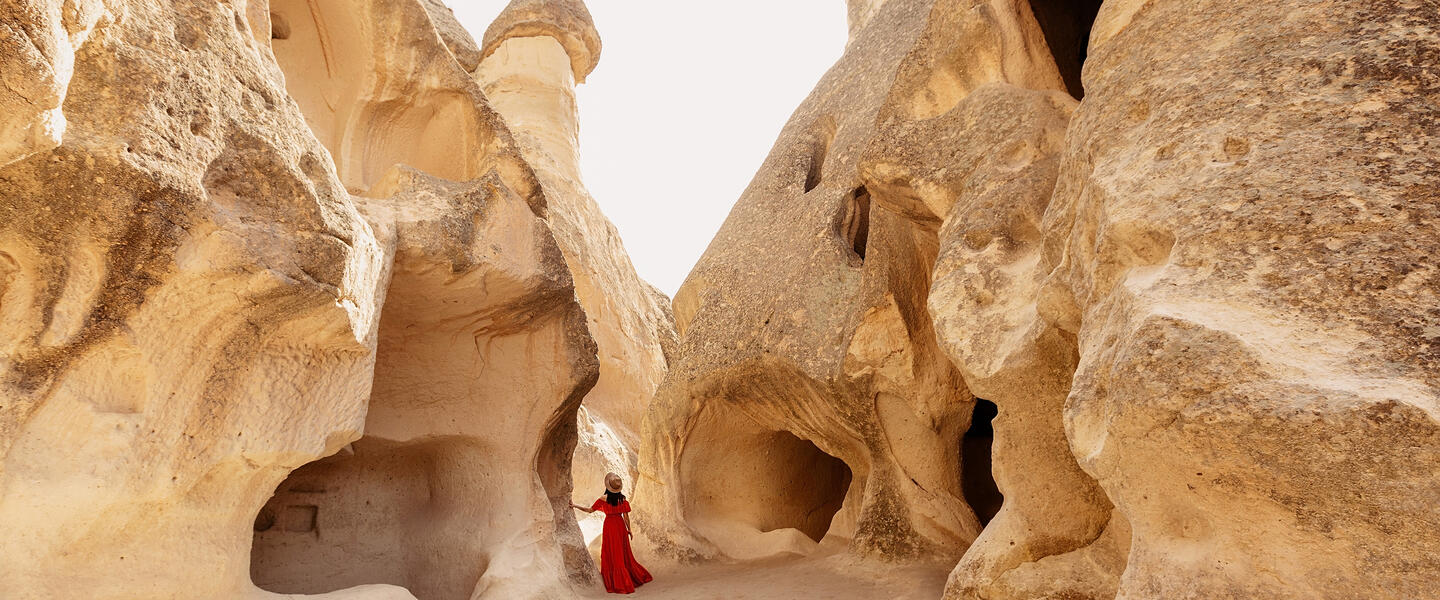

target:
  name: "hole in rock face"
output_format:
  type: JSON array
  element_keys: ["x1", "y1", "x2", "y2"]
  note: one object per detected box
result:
[
  {"x1": 961, "y1": 398, "x2": 1003, "y2": 526},
  {"x1": 250, "y1": 438, "x2": 489, "y2": 600},
  {"x1": 269, "y1": 12, "x2": 290, "y2": 40},
  {"x1": 840, "y1": 186, "x2": 872, "y2": 261},
  {"x1": 683, "y1": 407, "x2": 853, "y2": 544},
  {"x1": 1027, "y1": 0, "x2": 1102, "y2": 99},
  {"x1": 804, "y1": 116, "x2": 836, "y2": 192}
]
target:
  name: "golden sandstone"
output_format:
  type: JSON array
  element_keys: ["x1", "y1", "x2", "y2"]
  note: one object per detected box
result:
[{"x1": 0, "y1": 1, "x2": 1435, "y2": 599}]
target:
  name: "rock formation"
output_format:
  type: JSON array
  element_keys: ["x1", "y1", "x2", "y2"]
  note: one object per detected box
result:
[
  {"x1": 1039, "y1": 1, "x2": 1440, "y2": 598},
  {"x1": 0, "y1": 1, "x2": 395, "y2": 597},
  {"x1": 641, "y1": 0, "x2": 985, "y2": 564},
  {"x1": 1, "y1": 0, "x2": 663, "y2": 598},
  {"x1": 250, "y1": 168, "x2": 597, "y2": 600},
  {"x1": 474, "y1": 0, "x2": 676, "y2": 533},
  {"x1": 642, "y1": 1, "x2": 1439, "y2": 600},
  {"x1": 4, "y1": 0, "x2": 1437, "y2": 598}
]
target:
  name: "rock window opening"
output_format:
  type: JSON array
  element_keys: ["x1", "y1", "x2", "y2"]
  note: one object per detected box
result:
[
  {"x1": 804, "y1": 116, "x2": 836, "y2": 192},
  {"x1": 269, "y1": 12, "x2": 290, "y2": 40},
  {"x1": 841, "y1": 186, "x2": 872, "y2": 261},
  {"x1": 1027, "y1": 0, "x2": 1102, "y2": 99},
  {"x1": 961, "y1": 398, "x2": 1003, "y2": 526},
  {"x1": 804, "y1": 150, "x2": 824, "y2": 192}
]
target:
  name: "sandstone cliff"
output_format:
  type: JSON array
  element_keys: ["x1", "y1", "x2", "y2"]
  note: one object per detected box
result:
[
  {"x1": 0, "y1": 1, "x2": 397, "y2": 597},
  {"x1": 640, "y1": 1, "x2": 1439, "y2": 600},
  {"x1": 0, "y1": 1, "x2": 663, "y2": 598},
  {"x1": 474, "y1": 0, "x2": 676, "y2": 533},
  {"x1": 3, "y1": 0, "x2": 1437, "y2": 599}
]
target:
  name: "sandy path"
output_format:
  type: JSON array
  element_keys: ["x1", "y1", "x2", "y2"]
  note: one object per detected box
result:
[{"x1": 573, "y1": 553, "x2": 950, "y2": 600}]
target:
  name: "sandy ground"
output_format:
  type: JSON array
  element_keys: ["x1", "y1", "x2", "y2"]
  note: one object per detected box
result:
[{"x1": 572, "y1": 552, "x2": 950, "y2": 600}]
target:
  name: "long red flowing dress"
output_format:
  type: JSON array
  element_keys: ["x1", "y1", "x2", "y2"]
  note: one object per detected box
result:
[{"x1": 591, "y1": 497, "x2": 653, "y2": 594}]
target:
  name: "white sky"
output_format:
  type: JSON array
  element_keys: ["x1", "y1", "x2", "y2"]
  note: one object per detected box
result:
[{"x1": 449, "y1": 2, "x2": 847, "y2": 297}]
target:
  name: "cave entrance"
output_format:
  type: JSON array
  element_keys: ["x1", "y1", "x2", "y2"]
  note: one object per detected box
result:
[
  {"x1": 251, "y1": 439, "x2": 423, "y2": 595},
  {"x1": 961, "y1": 398, "x2": 1003, "y2": 526},
  {"x1": 250, "y1": 437, "x2": 491, "y2": 600},
  {"x1": 751, "y1": 430, "x2": 853, "y2": 541},
  {"x1": 682, "y1": 406, "x2": 854, "y2": 547},
  {"x1": 1027, "y1": 0, "x2": 1103, "y2": 99}
]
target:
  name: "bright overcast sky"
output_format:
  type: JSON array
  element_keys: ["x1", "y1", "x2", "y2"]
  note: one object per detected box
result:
[{"x1": 450, "y1": 2, "x2": 847, "y2": 297}]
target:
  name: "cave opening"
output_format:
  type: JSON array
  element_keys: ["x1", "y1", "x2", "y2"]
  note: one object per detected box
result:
[
  {"x1": 1027, "y1": 0, "x2": 1103, "y2": 99},
  {"x1": 683, "y1": 406, "x2": 854, "y2": 547},
  {"x1": 251, "y1": 441, "x2": 417, "y2": 595},
  {"x1": 249, "y1": 438, "x2": 492, "y2": 600},
  {"x1": 841, "y1": 186, "x2": 872, "y2": 261},
  {"x1": 961, "y1": 398, "x2": 1003, "y2": 526},
  {"x1": 757, "y1": 431, "x2": 853, "y2": 542}
]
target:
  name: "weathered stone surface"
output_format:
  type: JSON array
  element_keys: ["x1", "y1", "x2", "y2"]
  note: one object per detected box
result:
[
  {"x1": 6, "y1": 0, "x2": 1438, "y2": 598},
  {"x1": 0, "y1": 0, "x2": 112, "y2": 167},
  {"x1": 249, "y1": 1, "x2": 607, "y2": 597},
  {"x1": 476, "y1": 0, "x2": 676, "y2": 546},
  {"x1": 265, "y1": 0, "x2": 537, "y2": 199},
  {"x1": 480, "y1": 0, "x2": 601, "y2": 83},
  {"x1": 251, "y1": 167, "x2": 598, "y2": 600},
  {"x1": 854, "y1": 1, "x2": 1120, "y2": 598},
  {"x1": 419, "y1": 0, "x2": 483, "y2": 71},
  {"x1": 0, "y1": 1, "x2": 396, "y2": 598},
  {"x1": 1040, "y1": 1, "x2": 1440, "y2": 597},
  {"x1": 2, "y1": 1, "x2": 628, "y2": 598},
  {"x1": 644, "y1": 1, "x2": 1439, "y2": 599},
  {"x1": 640, "y1": 0, "x2": 981, "y2": 565}
]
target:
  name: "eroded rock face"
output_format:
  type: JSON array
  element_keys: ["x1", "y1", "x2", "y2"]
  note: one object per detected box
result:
[
  {"x1": 855, "y1": 1, "x2": 1121, "y2": 598},
  {"x1": 2, "y1": 0, "x2": 631, "y2": 598},
  {"x1": 251, "y1": 168, "x2": 598, "y2": 600},
  {"x1": 0, "y1": 1, "x2": 393, "y2": 598},
  {"x1": 0, "y1": 0, "x2": 114, "y2": 167},
  {"x1": 249, "y1": 1, "x2": 607, "y2": 597},
  {"x1": 1040, "y1": 1, "x2": 1440, "y2": 597},
  {"x1": 475, "y1": 0, "x2": 676, "y2": 543},
  {"x1": 646, "y1": 1, "x2": 1438, "y2": 599},
  {"x1": 640, "y1": 0, "x2": 983, "y2": 564}
]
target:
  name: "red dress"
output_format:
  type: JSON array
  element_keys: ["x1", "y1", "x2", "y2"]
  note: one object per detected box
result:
[{"x1": 591, "y1": 497, "x2": 653, "y2": 594}]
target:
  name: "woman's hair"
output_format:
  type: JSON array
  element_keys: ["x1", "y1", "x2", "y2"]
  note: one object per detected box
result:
[{"x1": 604, "y1": 472, "x2": 625, "y2": 506}]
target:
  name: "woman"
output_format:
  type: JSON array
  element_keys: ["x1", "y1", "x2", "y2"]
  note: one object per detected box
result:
[{"x1": 570, "y1": 472, "x2": 653, "y2": 594}]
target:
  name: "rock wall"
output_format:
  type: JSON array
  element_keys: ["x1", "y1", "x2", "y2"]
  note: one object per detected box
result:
[
  {"x1": 0, "y1": 1, "x2": 396, "y2": 598},
  {"x1": 474, "y1": 0, "x2": 676, "y2": 529},
  {"x1": 251, "y1": 168, "x2": 597, "y2": 600},
  {"x1": 0, "y1": 0, "x2": 656, "y2": 598},
  {"x1": 640, "y1": 0, "x2": 984, "y2": 564},
  {"x1": 643, "y1": 1, "x2": 1439, "y2": 600},
  {"x1": 1039, "y1": 1, "x2": 1440, "y2": 598}
]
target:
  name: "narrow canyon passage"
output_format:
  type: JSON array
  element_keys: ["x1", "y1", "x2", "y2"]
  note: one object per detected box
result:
[{"x1": 1, "y1": 0, "x2": 1435, "y2": 599}]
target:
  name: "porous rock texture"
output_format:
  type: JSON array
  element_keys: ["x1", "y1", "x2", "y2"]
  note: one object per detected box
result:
[
  {"x1": 475, "y1": 0, "x2": 676, "y2": 535},
  {"x1": 251, "y1": 167, "x2": 598, "y2": 600},
  {"x1": 643, "y1": 1, "x2": 1439, "y2": 600},
  {"x1": 0, "y1": 0, "x2": 396, "y2": 598},
  {"x1": 1039, "y1": 1, "x2": 1440, "y2": 598},
  {"x1": 641, "y1": 0, "x2": 988, "y2": 565},
  {"x1": 0, "y1": 0, "x2": 661, "y2": 599}
]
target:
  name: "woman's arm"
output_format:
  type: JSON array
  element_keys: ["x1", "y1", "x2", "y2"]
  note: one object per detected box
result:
[
  {"x1": 570, "y1": 501, "x2": 596, "y2": 514},
  {"x1": 623, "y1": 513, "x2": 633, "y2": 537}
]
